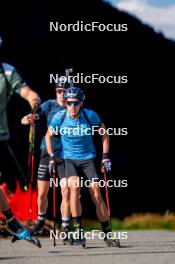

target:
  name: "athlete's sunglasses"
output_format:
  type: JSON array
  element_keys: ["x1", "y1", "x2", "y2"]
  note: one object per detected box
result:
[
  {"x1": 56, "y1": 88, "x2": 65, "y2": 94},
  {"x1": 66, "y1": 101, "x2": 80, "y2": 107}
]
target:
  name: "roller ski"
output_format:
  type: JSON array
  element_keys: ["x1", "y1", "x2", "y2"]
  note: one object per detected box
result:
[
  {"x1": 10, "y1": 227, "x2": 41, "y2": 248},
  {"x1": 30, "y1": 219, "x2": 45, "y2": 236},
  {"x1": 104, "y1": 233, "x2": 120, "y2": 247},
  {"x1": 5, "y1": 216, "x2": 41, "y2": 248},
  {"x1": 71, "y1": 226, "x2": 86, "y2": 248},
  {"x1": 60, "y1": 226, "x2": 73, "y2": 245}
]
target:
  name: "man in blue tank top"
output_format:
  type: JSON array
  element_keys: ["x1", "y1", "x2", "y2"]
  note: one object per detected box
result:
[
  {"x1": 46, "y1": 86, "x2": 119, "y2": 246},
  {"x1": 21, "y1": 80, "x2": 70, "y2": 237}
]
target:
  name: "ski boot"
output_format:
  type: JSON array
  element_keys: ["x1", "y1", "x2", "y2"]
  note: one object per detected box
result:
[
  {"x1": 60, "y1": 226, "x2": 73, "y2": 245},
  {"x1": 72, "y1": 226, "x2": 86, "y2": 248},
  {"x1": 11, "y1": 227, "x2": 41, "y2": 248},
  {"x1": 30, "y1": 219, "x2": 45, "y2": 236}
]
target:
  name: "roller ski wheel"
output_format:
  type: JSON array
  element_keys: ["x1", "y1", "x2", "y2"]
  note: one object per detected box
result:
[
  {"x1": 72, "y1": 237, "x2": 86, "y2": 248},
  {"x1": 63, "y1": 235, "x2": 73, "y2": 245},
  {"x1": 60, "y1": 226, "x2": 73, "y2": 245},
  {"x1": 105, "y1": 238, "x2": 120, "y2": 247},
  {"x1": 11, "y1": 228, "x2": 41, "y2": 248},
  {"x1": 62, "y1": 235, "x2": 74, "y2": 245}
]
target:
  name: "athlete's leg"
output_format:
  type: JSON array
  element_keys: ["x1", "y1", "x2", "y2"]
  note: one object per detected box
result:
[
  {"x1": 90, "y1": 181, "x2": 120, "y2": 246},
  {"x1": 0, "y1": 188, "x2": 10, "y2": 211},
  {"x1": 69, "y1": 176, "x2": 81, "y2": 217},
  {"x1": 68, "y1": 175, "x2": 85, "y2": 243},
  {"x1": 37, "y1": 155, "x2": 51, "y2": 220},
  {"x1": 60, "y1": 178, "x2": 70, "y2": 216},
  {"x1": 56, "y1": 158, "x2": 70, "y2": 230},
  {"x1": 37, "y1": 180, "x2": 50, "y2": 218},
  {"x1": 59, "y1": 160, "x2": 83, "y2": 243},
  {"x1": 31, "y1": 155, "x2": 50, "y2": 234},
  {"x1": 0, "y1": 188, "x2": 24, "y2": 232},
  {"x1": 0, "y1": 189, "x2": 41, "y2": 246},
  {"x1": 60, "y1": 177, "x2": 70, "y2": 229},
  {"x1": 89, "y1": 182, "x2": 108, "y2": 222},
  {"x1": 82, "y1": 159, "x2": 111, "y2": 236},
  {"x1": 89, "y1": 182, "x2": 113, "y2": 237},
  {"x1": 64, "y1": 159, "x2": 83, "y2": 228},
  {"x1": 56, "y1": 158, "x2": 71, "y2": 231}
]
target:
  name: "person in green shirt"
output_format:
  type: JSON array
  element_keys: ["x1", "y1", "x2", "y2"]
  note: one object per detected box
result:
[
  {"x1": 0, "y1": 38, "x2": 40, "y2": 141},
  {"x1": 0, "y1": 34, "x2": 40, "y2": 188},
  {"x1": 0, "y1": 34, "x2": 41, "y2": 247}
]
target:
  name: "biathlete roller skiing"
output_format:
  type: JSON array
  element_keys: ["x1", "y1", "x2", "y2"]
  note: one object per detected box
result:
[
  {"x1": 45, "y1": 85, "x2": 120, "y2": 248},
  {"x1": 0, "y1": 34, "x2": 41, "y2": 247},
  {"x1": 21, "y1": 71, "x2": 72, "y2": 244}
]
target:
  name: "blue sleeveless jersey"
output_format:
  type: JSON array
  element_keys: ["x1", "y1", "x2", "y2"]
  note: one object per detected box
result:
[{"x1": 49, "y1": 108, "x2": 101, "y2": 160}]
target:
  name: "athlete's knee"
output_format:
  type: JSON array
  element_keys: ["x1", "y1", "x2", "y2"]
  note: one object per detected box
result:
[
  {"x1": 61, "y1": 187, "x2": 70, "y2": 201},
  {"x1": 38, "y1": 192, "x2": 47, "y2": 202},
  {"x1": 38, "y1": 187, "x2": 48, "y2": 201},
  {"x1": 69, "y1": 176, "x2": 80, "y2": 195}
]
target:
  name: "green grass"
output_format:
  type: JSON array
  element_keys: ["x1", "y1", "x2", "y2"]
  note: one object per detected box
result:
[
  {"x1": 2, "y1": 212, "x2": 175, "y2": 237},
  {"x1": 83, "y1": 212, "x2": 175, "y2": 230}
]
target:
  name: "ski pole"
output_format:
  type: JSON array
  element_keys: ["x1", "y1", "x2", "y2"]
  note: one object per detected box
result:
[
  {"x1": 27, "y1": 110, "x2": 36, "y2": 213},
  {"x1": 52, "y1": 168, "x2": 57, "y2": 246},
  {"x1": 29, "y1": 128, "x2": 35, "y2": 214},
  {"x1": 102, "y1": 168, "x2": 112, "y2": 230}
]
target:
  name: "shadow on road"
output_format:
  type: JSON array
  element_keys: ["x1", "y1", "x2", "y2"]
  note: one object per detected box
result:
[{"x1": 0, "y1": 257, "x2": 24, "y2": 260}]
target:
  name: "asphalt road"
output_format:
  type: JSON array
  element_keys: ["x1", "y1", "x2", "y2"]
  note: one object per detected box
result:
[{"x1": 0, "y1": 231, "x2": 175, "y2": 264}]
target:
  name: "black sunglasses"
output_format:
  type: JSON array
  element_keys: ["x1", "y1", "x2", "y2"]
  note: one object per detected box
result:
[{"x1": 66, "y1": 101, "x2": 80, "y2": 107}]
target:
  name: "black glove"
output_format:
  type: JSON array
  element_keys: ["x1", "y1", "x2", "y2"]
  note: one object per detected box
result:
[{"x1": 48, "y1": 155, "x2": 56, "y2": 175}]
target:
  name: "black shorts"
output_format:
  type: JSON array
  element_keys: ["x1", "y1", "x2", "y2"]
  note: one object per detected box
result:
[
  {"x1": 38, "y1": 154, "x2": 65, "y2": 181},
  {"x1": 64, "y1": 158, "x2": 99, "y2": 182}
]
